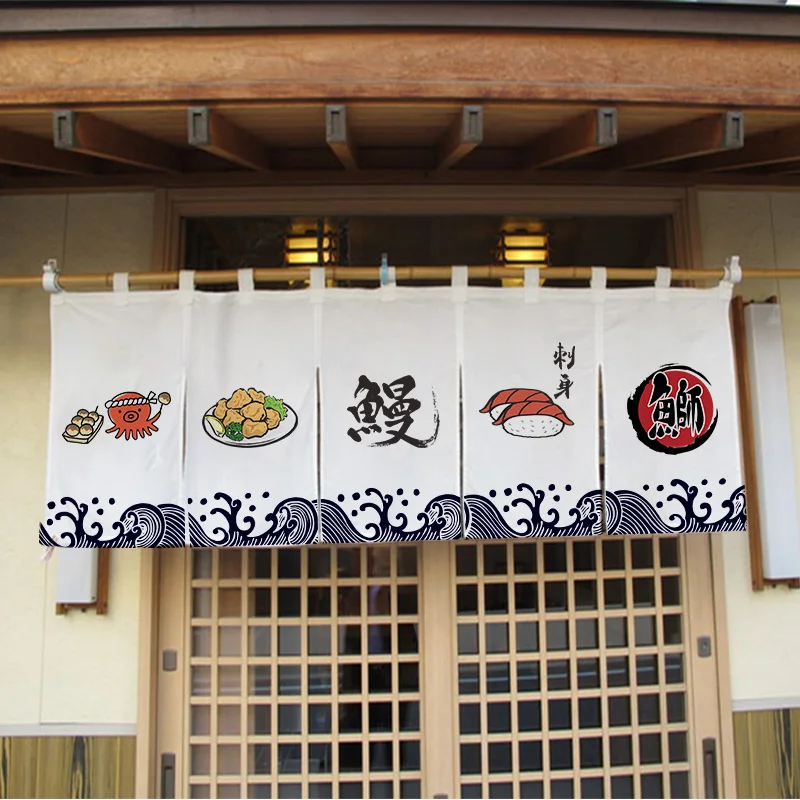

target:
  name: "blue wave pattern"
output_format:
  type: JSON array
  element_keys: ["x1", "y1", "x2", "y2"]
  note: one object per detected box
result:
[
  {"x1": 39, "y1": 480, "x2": 746, "y2": 546},
  {"x1": 39, "y1": 493, "x2": 319, "y2": 548}
]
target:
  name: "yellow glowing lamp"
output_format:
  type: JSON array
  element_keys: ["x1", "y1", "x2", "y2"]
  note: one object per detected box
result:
[
  {"x1": 496, "y1": 222, "x2": 549, "y2": 286},
  {"x1": 284, "y1": 220, "x2": 339, "y2": 266}
]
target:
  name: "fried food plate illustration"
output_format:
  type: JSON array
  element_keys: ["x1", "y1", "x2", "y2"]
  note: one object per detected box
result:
[{"x1": 203, "y1": 387, "x2": 297, "y2": 447}]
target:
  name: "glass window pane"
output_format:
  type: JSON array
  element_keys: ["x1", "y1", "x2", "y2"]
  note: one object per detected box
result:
[
  {"x1": 484, "y1": 544, "x2": 508, "y2": 575},
  {"x1": 517, "y1": 621, "x2": 539, "y2": 653},
  {"x1": 544, "y1": 543, "x2": 567, "y2": 573},
  {"x1": 249, "y1": 588, "x2": 271, "y2": 618},
  {"x1": 193, "y1": 550, "x2": 212, "y2": 579},
  {"x1": 250, "y1": 549, "x2": 271, "y2": 579},
  {"x1": 278, "y1": 549, "x2": 301, "y2": 579},
  {"x1": 249, "y1": 666, "x2": 271, "y2": 696},
  {"x1": 278, "y1": 588, "x2": 301, "y2": 618},
  {"x1": 218, "y1": 626, "x2": 241, "y2": 657},
  {"x1": 278, "y1": 626, "x2": 301, "y2": 656},
  {"x1": 192, "y1": 627, "x2": 211, "y2": 657},
  {"x1": 515, "y1": 582, "x2": 538, "y2": 613},
  {"x1": 250, "y1": 625, "x2": 271, "y2": 656},
  {"x1": 549, "y1": 739, "x2": 572, "y2": 770},
  {"x1": 549, "y1": 698, "x2": 571, "y2": 730},
  {"x1": 459, "y1": 703, "x2": 481, "y2": 735},
  {"x1": 485, "y1": 583, "x2": 509, "y2": 614},
  {"x1": 458, "y1": 624, "x2": 478, "y2": 655},
  {"x1": 546, "y1": 620, "x2": 568, "y2": 651},
  {"x1": 219, "y1": 588, "x2": 242, "y2": 618},
  {"x1": 518, "y1": 700, "x2": 541, "y2": 732},
  {"x1": 574, "y1": 580, "x2": 597, "y2": 610},
  {"x1": 576, "y1": 619, "x2": 598, "y2": 649},
  {"x1": 457, "y1": 585, "x2": 478, "y2": 615},
  {"x1": 219, "y1": 704, "x2": 241, "y2": 736},
  {"x1": 513, "y1": 543, "x2": 537, "y2": 574},
  {"x1": 308, "y1": 587, "x2": 331, "y2": 617},
  {"x1": 606, "y1": 618, "x2": 628, "y2": 648},
  {"x1": 249, "y1": 705, "x2": 270, "y2": 735},
  {"x1": 486, "y1": 662, "x2": 510, "y2": 693},
  {"x1": 193, "y1": 588, "x2": 212, "y2": 618},
  {"x1": 219, "y1": 550, "x2": 241, "y2": 579},
  {"x1": 309, "y1": 625, "x2": 331, "y2": 656},
  {"x1": 459, "y1": 663, "x2": 480, "y2": 695},
  {"x1": 457, "y1": 546, "x2": 478, "y2": 576},
  {"x1": 517, "y1": 661, "x2": 540, "y2": 692},
  {"x1": 397, "y1": 547, "x2": 418, "y2": 576},
  {"x1": 308, "y1": 548, "x2": 330, "y2": 578},
  {"x1": 519, "y1": 741, "x2": 542, "y2": 772},
  {"x1": 337, "y1": 548, "x2": 360, "y2": 578},
  {"x1": 486, "y1": 623, "x2": 509, "y2": 654}
]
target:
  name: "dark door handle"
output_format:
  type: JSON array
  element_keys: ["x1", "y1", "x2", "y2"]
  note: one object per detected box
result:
[
  {"x1": 161, "y1": 752, "x2": 175, "y2": 799},
  {"x1": 703, "y1": 738, "x2": 718, "y2": 798}
]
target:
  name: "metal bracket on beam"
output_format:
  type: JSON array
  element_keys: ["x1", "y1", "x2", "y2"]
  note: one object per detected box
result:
[
  {"x1": 723, "y1": 111, "x2": 745, "y2": 149},
  {"x1": 187, "y1": 107, "x2": 212, "y2": 146},
  {"x1": 53, "y1": 110, "x2": 78, "y2": 150},
  {"x1": 437, "y1": 105, "x2": 483, "y2": 171}
]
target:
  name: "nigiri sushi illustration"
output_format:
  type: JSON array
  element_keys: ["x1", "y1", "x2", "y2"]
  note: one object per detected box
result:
[{"x1": 480, "y1": 388, "x2": 573, "y2": 438}]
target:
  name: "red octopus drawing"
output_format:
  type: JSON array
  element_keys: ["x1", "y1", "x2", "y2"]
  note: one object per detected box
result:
[{"x1": 105, "y1": 390, "x2": 171, "y2": 440}]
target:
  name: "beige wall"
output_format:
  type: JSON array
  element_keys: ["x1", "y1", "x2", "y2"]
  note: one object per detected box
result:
[
  {"x1": 699, "y1": 190, "x2": 800, "y2": 710},
  {"x1": 0, "y1": 192, "x2": 154, "y2": 727}
]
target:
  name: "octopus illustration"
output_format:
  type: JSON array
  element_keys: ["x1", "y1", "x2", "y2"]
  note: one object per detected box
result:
[{"x1": 105, "y1": 390, "x2": 171, "y2": 440}]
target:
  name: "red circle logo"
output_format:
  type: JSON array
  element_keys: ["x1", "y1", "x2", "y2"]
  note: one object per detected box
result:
[{"x1": 627, "y1": 365, "x2": 717, "y2": 454}]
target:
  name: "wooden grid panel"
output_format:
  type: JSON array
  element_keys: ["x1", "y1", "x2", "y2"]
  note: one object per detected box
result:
[
  {"x1": 187, "y1": 545, "x2": 422, "y2": 800},
  {"x1": 452, "y1": 537, "x2": 691, "y2": 800}
]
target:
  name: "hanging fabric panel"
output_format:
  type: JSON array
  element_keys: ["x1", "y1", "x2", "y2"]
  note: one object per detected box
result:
[
  {"x1": 40, "y1": 283, "x2": 188, "y2": 547},
  {"x1": 183, "y1": 273, "x2": 319, "y2": 547},
  {"x1": 462, "y1": 279, "x2": 602, "y2": 538},
  {"x1": 319, "y1": 285, "x2": 461, "y2": 543},
  {"x1": 602, "y1": 276, "x2": 746, "y2": 534}
]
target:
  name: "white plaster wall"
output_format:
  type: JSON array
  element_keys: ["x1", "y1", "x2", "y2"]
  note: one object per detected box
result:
[
  {"x1": 0, "y1": 192, "x2": 154, "y2": 727},
  {"x1": 698, "y1": 190, "x2": 800, "y2": 709}
]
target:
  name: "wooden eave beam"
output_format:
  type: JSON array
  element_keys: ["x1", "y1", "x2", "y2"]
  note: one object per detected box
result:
[
  {"x1": 688, "y1": 123, "x2": 800, "y2": 172},
  {"x1": 525, "y1": 108, "x2": 618, "y2": 169},
  {"x1": 0, "y1": 127, "x2": 94, "y2": 174},
  {"x1": 326, "y1": 105, "x2": 358, "y2": 170},
  {"x1": 437, "y1": 105, "x2": 483, "y2": 171},
  {"x1": 610, "y1": 111, "x2": 745, "y2": 170},
  {"x1": 53, "y1": 110, "x2": 182, "y2": 172},
  {"x1": 187, "y1": 107, "x2": 269, "y2": 171}
]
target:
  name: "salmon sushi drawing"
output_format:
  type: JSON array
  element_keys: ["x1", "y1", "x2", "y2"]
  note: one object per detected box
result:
[{"x1": 480, "y1": 388, "x2": 573, "y2": 438}]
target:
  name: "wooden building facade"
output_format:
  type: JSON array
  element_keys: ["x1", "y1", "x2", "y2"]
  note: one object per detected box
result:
[{"x1": 2, "y1": 2, "x2": 800, "y2": 798}]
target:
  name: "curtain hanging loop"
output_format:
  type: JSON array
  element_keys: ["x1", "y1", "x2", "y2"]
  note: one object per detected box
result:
[
  {"x1": 42, "y1": 258, "x2": 62, "y2": 294},
  {"x1": 722, "y1": 255, "x2": 743, "y2": 285}
]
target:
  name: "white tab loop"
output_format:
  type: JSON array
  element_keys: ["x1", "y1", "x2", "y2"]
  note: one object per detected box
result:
[
  {"x1": 451, "y1": 265, "x2": 468, "y2": 303},
  {"x1": 380, "y1": 265, "x2": 397, "y2": 302},
  {"x1": 310, "y1": 266, "x2": 325, "y2": 304},
  {"x1": 179, "y1": 269, "x2": 195, "y2": 304},
  {"x1": 524, "y1": 267, "x2": 540, "y2": 304},
  {"x1": 112, "y1": 272, "x2": 130, "y2": 306},
  {"x1": 722, "y1": 255, "x2": 742, "y2": 286},
  {"x1": 42, "y1": 258, "x2": 63, "y2": 295},
  {"x1": 655, "y1": 267, "x2": 671, "y2": 302},
  {"x1": 591, "y1": 267, "x2": 607, "y2": 303},
  {"x1": 238, "y1": 268, "x2": 255, "y2": 304}
]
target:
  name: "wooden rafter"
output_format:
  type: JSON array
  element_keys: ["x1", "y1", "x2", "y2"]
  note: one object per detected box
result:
[
  {"x1": 689, "y1": 124, "x2": 800, "y2": 173},
  {"x1": 326, "y1": 105, "x2": 358, "y2": 170},
  {"x1": 0, "y1": 127, "x2": 94, "y2": 174},
  {"x1": 525, "y1": 108, "x2": 618, "y2": 169},
  {"x1": 53, "y1": 110, "x2": 182, "y2": 172},
  {"x1": 437, "y1": 105, "x2": 483, "y2": 171},
  {"x1": 187, "y1": 107, "x2": 269, "y2": 171},
  {"x1": 610, "y1": 112, "x2": 745, "y2": 170}
]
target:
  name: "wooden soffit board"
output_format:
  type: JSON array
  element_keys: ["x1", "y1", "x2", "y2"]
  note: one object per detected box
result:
[{"x1": 2, "y1": 31, "x2": 800, "y2": 108}]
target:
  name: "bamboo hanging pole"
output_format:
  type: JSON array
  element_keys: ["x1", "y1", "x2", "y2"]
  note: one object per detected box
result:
[{"x1": 0, "y1": 265, "x2": 798, "y2": 290}]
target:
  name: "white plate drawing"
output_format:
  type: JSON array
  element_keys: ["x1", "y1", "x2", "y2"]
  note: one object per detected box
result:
[{"x1": 203, "y1": 404, "x2": 298, "y2": 448}]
